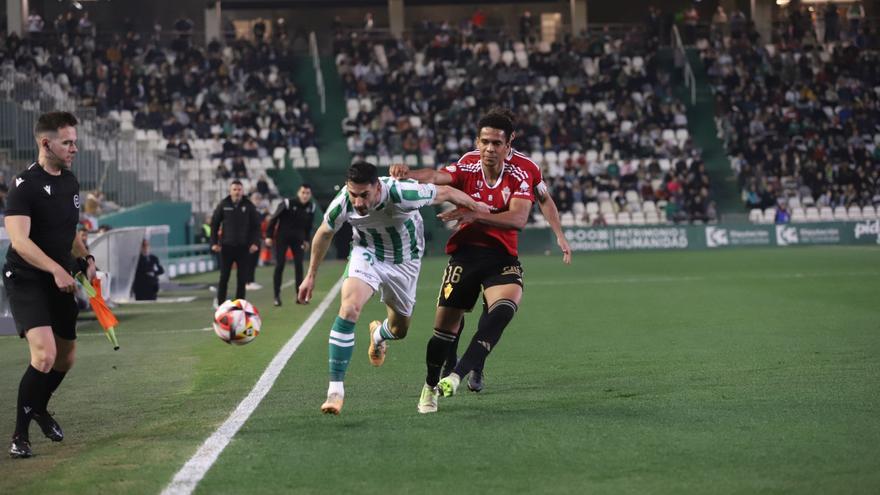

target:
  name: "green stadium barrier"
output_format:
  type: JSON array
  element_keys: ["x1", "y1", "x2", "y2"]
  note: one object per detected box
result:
[{"x1": 554, "y1": 220, "x2": 880, "y2": 253}]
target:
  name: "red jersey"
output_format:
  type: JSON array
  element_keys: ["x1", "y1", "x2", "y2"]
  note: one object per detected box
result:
[
  {"x1": 440, "y1": 156, "x2": 535, "y2": 256},
  {"x1": 456, "y1": 149, "x2": 546, "y2": 194}
]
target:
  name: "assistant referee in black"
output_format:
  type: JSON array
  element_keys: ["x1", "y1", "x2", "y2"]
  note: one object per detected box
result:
[
  {"x1": 265, "y1": 184, "x2": 315, "y2": 306},
  {"x1": 5, "y1": 112, "x2": 96, "y2": 458},
  {"x1": 210, "y1": 180, "x2": 260, "y2": 306}
]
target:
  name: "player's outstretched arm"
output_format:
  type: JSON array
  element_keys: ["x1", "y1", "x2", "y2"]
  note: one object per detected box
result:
[
  {"x1": 298, "y1": 222, "x2": 335, "y2": 304},
  {"x1": 390, "y1": 164, "x2": 453, "y2": 185},
  {"x1": 439, "y1": 198, "x2": 531, "y2": 231},
  {"x1": 433, "y1": 185, "x2": 491, "y2": 213},
  {"x1": 535, "y1": 188, "x2": 572, "y2": 264},
  {"x1": 5, "y1": 215, "x2": 76, "y2": 293}
]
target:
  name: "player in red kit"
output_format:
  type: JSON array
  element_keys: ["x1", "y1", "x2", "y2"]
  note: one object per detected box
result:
[
  {"x1": 433, "y1": 109, "x2": 571, "y2": 392},
  {"x1": 393, "y1": 109, "x2": 538, "y2": 413},
  {"x1": 393, "y1": 109, "x2": 571, "y2": 398}
]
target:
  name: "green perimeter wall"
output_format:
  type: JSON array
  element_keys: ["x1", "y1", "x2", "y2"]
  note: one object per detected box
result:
[
  {"x1": 424, "y1": 220, "x2": 880, "y2": 255},
  {"x1": 98, "y1": 201, "x2": 192, "y2": 246}
]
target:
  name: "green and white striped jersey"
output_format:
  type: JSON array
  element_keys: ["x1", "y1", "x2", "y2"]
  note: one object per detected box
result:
[{"x1": 324, "y1": 178, "x2": 437, "y2": 264}]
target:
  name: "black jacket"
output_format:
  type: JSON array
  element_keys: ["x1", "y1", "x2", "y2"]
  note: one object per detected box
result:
[
  {"x1": 266, "y1": 197, "x2": 315, "y2": 241},
  {"x1": 133, "y1": 253, "x2": 164, "y2": 300},
  {"x1": 210, "y1": 196, "x2": 261, "y2": 247}
]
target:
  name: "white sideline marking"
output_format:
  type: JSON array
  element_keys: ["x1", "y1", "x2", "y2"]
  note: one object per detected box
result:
[{"x1": 161, "y1": 276, "x2": 344, "y2": 495}]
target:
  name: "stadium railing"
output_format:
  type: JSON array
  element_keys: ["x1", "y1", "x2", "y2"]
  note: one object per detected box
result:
[
  {"x1": 310, "y1": 31, "x2": 327, "y2": 115},
  {"x1": 671, "y1": 25, "x2": 696, "y2": 105}
]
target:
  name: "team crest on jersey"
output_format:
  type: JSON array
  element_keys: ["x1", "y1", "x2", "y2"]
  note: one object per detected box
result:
[
  {"x1": 15, "y1": 178, "x2": 24, "y2": 187},
  {"x1": 445, "y1": 165, "x2": 457, "y2": 173},
  {"x1": 73, "y1": 194, "x2": 80, "y2": 208},
  {"x1": 43, "y1": 185, "x2": 51, "y2": 195},
  {"x1": 501, "y1": 186, "x2": 511, "y2": 204}
]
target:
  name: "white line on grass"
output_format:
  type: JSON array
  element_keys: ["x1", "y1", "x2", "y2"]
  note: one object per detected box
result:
[{"x1": 161, "y1": 276, "x2": 344, "y2": 495}]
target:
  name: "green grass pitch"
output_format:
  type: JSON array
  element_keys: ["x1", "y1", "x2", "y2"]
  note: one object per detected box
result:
[{"x1": 0, "y1": 246, "x2": 878, "y2": 494}]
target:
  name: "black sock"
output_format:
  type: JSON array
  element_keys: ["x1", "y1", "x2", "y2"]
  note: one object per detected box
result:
[
  {"x1": 14, "y1": 366, "x2": 49, "y2": 439},
  {"x1": 454, "y1": 299, "x2": 517, "y2": 377},
  {"x1": 42, "y1": 369, "x2": 67, "y2": 412},
  {"x1": 443, "y1": 318, "x2": 465, "y2": 370},
  {"x1": 426, "y1": 329, "x2": 457, "y2": 387}
]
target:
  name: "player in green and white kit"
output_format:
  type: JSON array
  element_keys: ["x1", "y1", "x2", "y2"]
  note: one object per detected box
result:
[{"x1": 298, "y1": 161, "x2": 488, "y2": 415}]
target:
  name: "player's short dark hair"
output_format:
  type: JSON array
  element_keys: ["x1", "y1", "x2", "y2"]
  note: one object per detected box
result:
[
  {"x1": 230, "y1": 179, "x2": 243, "y2": 186},
  {"x1": 347, "y1": 161, "x2": 378, "y2": 185},
  {"x1": 34, "y1": 112, "x2": 78, "y2": 138},
  {"x1": 477, "y1": 108, "x2": 514, "y2": 142},
  {"x1": 299, "y1": 183, "x2": 312, "y2": 190}
]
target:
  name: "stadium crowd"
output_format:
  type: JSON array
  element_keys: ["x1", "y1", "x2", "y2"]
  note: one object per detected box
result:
[
  {"x1": 1, "y1": 14, "x2": 317, "y2": 163},
  {"x1": 335, "y1": 22, "x2": 711, "y2": 224},
  {"x1": 701, "y1": 3, "x2": 880, "y2": 215}
]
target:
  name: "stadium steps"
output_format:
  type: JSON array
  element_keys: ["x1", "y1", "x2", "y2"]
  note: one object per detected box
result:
[
  {"x1": 674, "y1": 48, "x2": 743, "y2": 217},
  {"x1": 285, "y1": 55, "x2": 352, "y2": 205}
]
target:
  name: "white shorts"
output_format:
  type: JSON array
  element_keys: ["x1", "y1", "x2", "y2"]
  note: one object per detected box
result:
[{"x1": 346, "y1": 246, "x2": 421, "y2": 317}]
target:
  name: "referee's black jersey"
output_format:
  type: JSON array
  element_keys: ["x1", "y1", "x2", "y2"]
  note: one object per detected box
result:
[{"x1": 4, "y1": 162, "x2": 80, "y2": 272}]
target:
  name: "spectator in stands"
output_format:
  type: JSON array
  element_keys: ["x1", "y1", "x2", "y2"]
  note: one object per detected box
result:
[
  {"x1": 256, "y1": 174, "x2": 272, "y2": 198},
  {"x1": 519, "y1": 11, "x2": 534, "y2": 41},
  {"x1": 78, "y1": 12, "x2": 93, "y2": 36},
  {"x1": 0, "y1": 183, "x2": 7, "y2": 215},
  {"x1": 27, "y1": 11, "x2": 45, "y2": 34},
  {"x1": 847, "y1": 2, "x2": 865, "y2": 39},
  {"x1": 775, "y1": 203, "x2": 791, "y2": 224},
  {"x1": 231, "y1": 156, "x2": 248, "y2": 178},
  {"x1": 682, "y1": 5, "x2": 699, "y2": 45},
  {"x1": 592, "y1": 212, "x2": 607, "y2": 227},
  {"x1": 165, "y1": 137, "x2": 179, "y2": 157},
  {"x1": 133, "y1": 239, "x2": 164, "y2": 301},
  {"x1": 711, "y1": 5, "x2": 728, "y2": 39},
  {"x1": 824, "y1": 3, "x2": 840, "y2": 42},
  {"x1": 177, "y1": 137, "x2": 193, "y2": 159},
  {"x1": 215, "y1": 162, "x2": 231, "y2": 179},
  {"x1": 553, "y1": 186, "x2": 573, "y2": 216}
]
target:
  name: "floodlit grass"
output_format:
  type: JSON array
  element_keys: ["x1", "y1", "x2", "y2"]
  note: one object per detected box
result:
[{"x1": 1, "y1": 247, "x2": 878, "y2": 494}]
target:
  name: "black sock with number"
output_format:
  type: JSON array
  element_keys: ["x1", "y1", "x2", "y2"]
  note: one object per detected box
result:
[{"x1": 14, "y1": 366, "x2": 49, "y2": 439}]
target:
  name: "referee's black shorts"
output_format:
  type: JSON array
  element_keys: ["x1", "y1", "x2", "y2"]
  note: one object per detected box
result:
[
  {"x1": 436, "y1": 245, "x2": 524, "y2": 311},
  {"x1": 3, "y1": 264, "x2": 78, "y2": 340}
]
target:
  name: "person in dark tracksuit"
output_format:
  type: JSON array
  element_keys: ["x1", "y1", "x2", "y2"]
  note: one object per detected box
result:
[
  {"x1": 132, "y1": 239, "x2": 164, "y2": 300},
  {"x1": 266, "y1": 184, "x2": 315, "y2": 306},
  {"x1": 210, "y1": 180, "x2": 260, "y2": 306}
]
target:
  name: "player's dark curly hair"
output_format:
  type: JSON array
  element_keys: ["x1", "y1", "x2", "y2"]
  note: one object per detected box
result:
[
  {"x1": 477, "y1": 108, "x2": 515, "y2": 142},
  {"x1": 347, "y1": 161, "x2": 379, "y2": 184},
  {"x1": 34, "y1": 111, "x2": 78, "y2": 138}
]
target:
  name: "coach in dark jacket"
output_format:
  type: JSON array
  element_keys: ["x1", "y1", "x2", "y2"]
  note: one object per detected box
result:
[
  {"x1": 266, "y1": 184, "x2": 315, "y2": 306},
  {"x1": 133, "y1": 239, "x2": 164, "y2": 300},
  {"x1": 210, "y1": 180, "x2": 260, "y2": 305}
]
